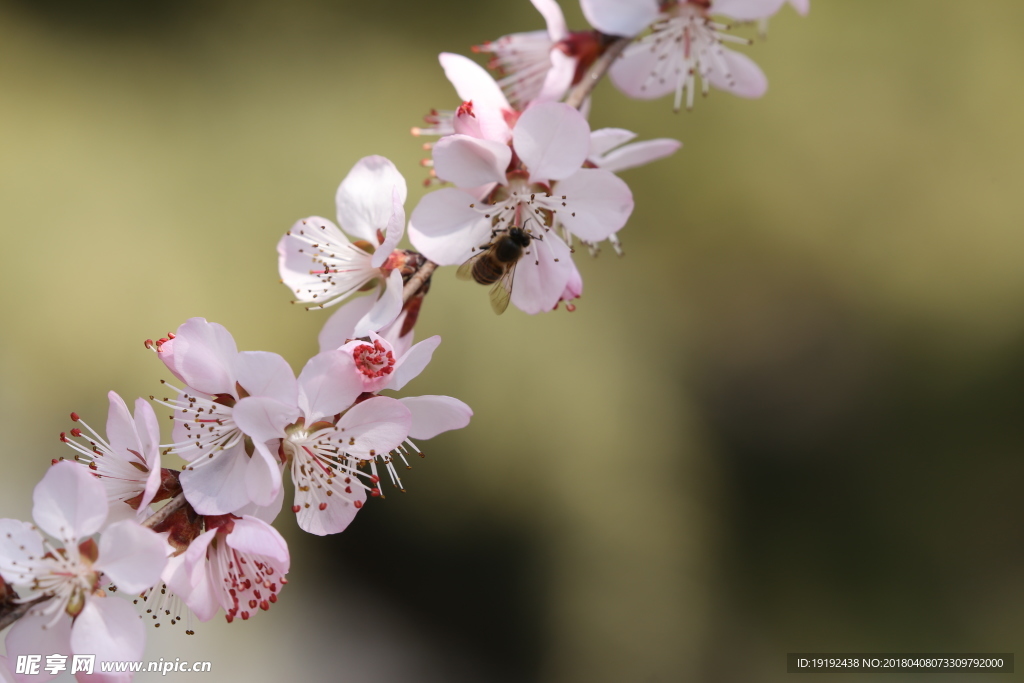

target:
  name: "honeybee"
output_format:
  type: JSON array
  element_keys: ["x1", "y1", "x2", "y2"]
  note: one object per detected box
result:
[{"x1": 457, "y1": 226, "x2": 536, "y2": 314}]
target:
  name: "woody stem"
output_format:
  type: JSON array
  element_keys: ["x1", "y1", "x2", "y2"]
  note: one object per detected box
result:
[{"x1": 564, "y1": 35, "x2": 633, "y2": 110}]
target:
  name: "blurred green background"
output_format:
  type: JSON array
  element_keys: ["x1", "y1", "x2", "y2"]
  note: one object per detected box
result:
[{"x1": 2, "y1": 1, "x2": 1024, "y2": 681}]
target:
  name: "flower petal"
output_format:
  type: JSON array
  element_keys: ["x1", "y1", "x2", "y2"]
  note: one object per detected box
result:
[
  {"x1": 294, "y1": 475, "x2": 366, "y2": 537},
  {"x1": 336, "y1": 396, "x2": 411, "y2": 460},
  {"x1": 164, "y1": 529, "x2": 218, "y2": 622},
  {"x1": 433, "y1": 134, "x2": 512, "y2": 188},
  {"x1": 534, "y1": 49, "x2": 578, "y2": 104},
  {"x1": 514, "y1": 102, "x2": 590, "y2": 181},
  {"x1": 225, "y1": 516, "x2": 290, "y2": 566},
  {"x1": 0, "y1": 520, "x2": 45, "y2": 587},
  {"x1": 509, "y1": 232, "x2": 573, "y2": 314},
  {"x1": 353, "y1": 270, "x2": 404, "y2": 339},
  {"x1": 245, "y1": 447, "x2": 284, "y2": 508},
  {"x1": 712, "y1": 0, "x2": 786, "y2": 21},
  {"x1": 609, "y1": 44, "x2": 676, "y2": 100},
  {"x1": 32, "y1": 461, "x2": 107, "y2": 545},
  {"x1": 581, "y1": 0, "x2": 660, "y2": 36},
  {"x1": 591, "y1": 137, "x2": 681, "y2": 173},
  {"x1": 71, "y1": 598, "x2": 146, "y2": 669},
  {"x1": 132, "y1": 398, "x2": 162, "y2": 511},
  {"x1": 178, "y1": 441, "x2": 254, "y2": 515},
  {"x1": 296, "y1": 351, "x2": 363, "y2": 423},
  {"x1": 400, "y1": 396, "x2": 474, "y2": 440},
  {"x1": 94, "y1": 520, "x2": 167, "y2": 594},
  {"x1": 707, "y1": 48, "x2": 768, "y2": 98},
  {"x1": 161, "y1": 318, "x2": 239, "y2": 396},
  {"x1": 589, "y1": 127, "x2": 637, "y2": 157},
  {"x1": 555, "y1": 168, "x2": 634, "y2": 241},
  {"x1": 386, "y1": 336, "x2": 442, "y2": 392},
  {"x1": 233, "y1": 351, "x2": 297, "y2": 403},
  {"x1": 5, "y1": 610, "x2": 71, "y2": 683},
  {"x1": 409, "y1": 188, "x2": 493, "y2": 266},
  {"x1": 370, "y1": 187, "x2": 406, "y2": 268},
  {"x1": 532, "y1": 0, "x2": 568, "y2": 40},
  {"x1": 318, "y1": 295, "x2": 377, "y2": 352},
  {"x1": 335, "y1": 155, "x2": 408, "y2": 244},
  {"x1": 439, "y1": 53, "x2": 511, "y2": 113},
  {"x1": 788, "y1": 0, "x2": 810, "y2": 15}
]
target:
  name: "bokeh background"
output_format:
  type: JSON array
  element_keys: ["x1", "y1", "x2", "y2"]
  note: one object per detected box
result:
[{"x1": 2, "y1": 1, "x2": 1024, "y2": 681}]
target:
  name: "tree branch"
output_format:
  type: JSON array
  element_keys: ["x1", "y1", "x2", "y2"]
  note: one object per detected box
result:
[
  {"x1": 564, "y1": 36, "x2": 633, "y2": 110},
  {"x1": 402, "y1": 260, "x2": 438, "y2": 302},
  {"x1": 0, "y1": 596, "x2": 46, "y2": 632},
  {"x1": 141, "y1": 492, "x2": 187, "y2": 530}
]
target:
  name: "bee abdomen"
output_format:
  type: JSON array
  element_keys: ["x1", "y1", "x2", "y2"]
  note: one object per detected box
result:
[{"x1": 472, "y1": 257, "x2": 504, "y2": 285}]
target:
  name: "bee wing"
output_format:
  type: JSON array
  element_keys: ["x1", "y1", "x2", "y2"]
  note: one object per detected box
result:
[
  {"x1": 488, "y1": 262, "x2": 516, "y2": 315},
  {"x1": 456, "y1": 250, "x2": 485, "y2": 281}
]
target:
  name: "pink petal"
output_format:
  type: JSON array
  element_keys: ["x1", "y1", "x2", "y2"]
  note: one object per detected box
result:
[
  {"x1": 94, "y1": 520, "x2": 167, "y2": 594},
  {"x1": 531, "y1": 0, "x2": 568, "y2": 39},
  {"x1": 335, "y1": 155, "x2": 408, "y2": 244},
  {"x1": 0, "y1": 520, "x2": 45, "y2": 586},
  {"x1": 71, "y1": 598, "x2": 146, "y2": 669},
  {"x1": 32, "y1": 461, "x2": 107, "y2": 545},
  {"x1": 178, "y1": 441, "x2": 254, "y2": 515},
  {"x1": 245, "y1": 446, "x2": 284, "y2": 508},
  {"x1": 534, "y1": 49, "x2": 577, "y2": 104},
  {"x1": 370, "y1": 187, "x2": 406, "y2": 268},
  {"x1": 609, "y1": 45, "x2": 676, "y2": 99},
  {"x1": 439, "y1": 53, "x2": 511, "y2": 112},
  {"x1": 131, "y1": 398, "x2": 162, "y2": 511},
  {"x1": 707, "y1": 48, "x2": 768, "y2": 98},
  {"x1": 509, "y1": 232, "x2": 573, "y2": 314},
  {"x1": 0, "y1": 656, "x2": 13, "y2": 683},
  {"x1": 555, "y1": 168, "x2": 634, "y2": 241},
  {"x1": 103, "y1": 392, "x2": 141, "y2": 466},
  {"x1": 788, "y1": 0, "x2": 810, "y2": 15},
  {"x1": 514, "y1": 102, "x2": 590, "y2": 181},
  {"x1": 230, "y1": 485, "x2": 285, "y2": 526},
  {"x1": 712, "y1": 0, "x2": 786, "y2": 21},
  {"x1": 294, "y1": 477, "x2": 365, "y2": 537},
  {"x1": 561, "y1": 258, "x2": 583, "y2": 302},
  {"x1": 164, "y1": 530, "x2": 218, "y2": 622},
  {"x1": 400, "y1": 396, "x2": 473, "y2": 440},
  {"x1": 592, "y1": 138, "x2": 681, "y2": 173},
  {"x1": 234, "y1": 396, "x2": 300, "y2": 445},
  {"x1": 278, "y1": 216, "x2": 357, "y2": 304},
  {"x1": 353, "y1": 270, "x2": 404, "y2": 338},
  {"x1": 408, "y1": 188, "x2": 493, "y2": 266},
  {"x1": 162, "y1": 318, "x2": 238, "y2": 396},
  {"x1": 335, "y1": 396, "x2": 411, "y2": 460},
  {"x1": 589, "y1": 127, "x2": 637, "y2": 157},
  {"x1": 581, "y1": 0, "x2": 659, "y2": 36},
  {"x1": 5, "y1": 610, "x2": 71, "y2": 683},
  {"x1": 297, "y1": 351, "x2": 363, "y2": 423},
  {"x1": 225, "y1": 516, "x2": 290, "y2": 566},
  {"x1": 233, "y1": 350, "x2": 297, "y2": 403},
  {"x1": 318, "y1": 295, "x2": 377, "y2": 351},
  {"x1": 433, "y1": 134, "x2": 511, "y2": 188},
  {"x1": 386, "y1": 336, "x2": 442, "y2": 392}
]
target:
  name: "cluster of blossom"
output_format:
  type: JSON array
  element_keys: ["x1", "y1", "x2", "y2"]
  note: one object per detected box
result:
[{"x1": 1, "y1": 0, "x2": 805, "y2": 679}]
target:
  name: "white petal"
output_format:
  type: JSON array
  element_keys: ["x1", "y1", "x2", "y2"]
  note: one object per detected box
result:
[
  {"x1": 400, "y1": 396, "x2": 474, "y2": 440},
  {"x1": 318, "y1": 295, "x2": 377, "y2": 352},
  {"x1": 32, "y1": 461, "x2": 107, "y2": 545},
  {"x1": 178, "y1": 441, "x2": 253, "y2": 515},
  {"x1": 226, "y1": 516, "x2": 290, "y2": 566},
  {"x1": 233, "y1": 396, "x2": 299, "y2": 445},
  {"x1": 233, "y1": 350, "x2": 297, "y2": 402},
  {"x1": 534, "y1": 49, "x2": 577, "y2": 104},
  {"x1": 386, "y1": 336, "x2": 442, "y2": 392},
  {"x1": 555, "y1": 168, "x2": 634, "y2": 241},
  {"x1": 514, "y1": 102, "x2": 590, "y2": 181},
  {"x1": 589, "y1": 127, "x2": 637, "y2": 158},
  {"x1": 788, "y1": 0, "x2": 810, "y2": 15},
  {"x1": 509, "y1": 232, "x2": 573, "y2": 314},
  {"x1": 0, "y1": 519, "x2": 45, "y2": 587},
  {"x1": 439, "y1": 53, "x2": 511, "y2": 112},
  {"x1": 433, "y1": 134, "x2": 511, "y2": 188},
  {"x1": 370, "y1": 187, "x2": 406, "y2": 268},
  {"x1": 712, "y1": 0, "x2": 786, "y2": 21},
  {"x1": 581, "y1": 0, "x2": 659, "y2": 36},
  {"x1": 163, "y1": 318, "x2": 239, "y2": 396},
  {"x1": 294, "y1": 478, "x2": 365, "y2": 537},
  {"x1": 336, "y1": 397, "x2": 411, "y2": 460},
  {"x1": 592, "y1": 138, "x2": 681, "y2": 173},
  {"x1": 707, "y1": 48, "x2": 768, "y2": 98},
  {"x1": 532, "y1": 0, "x2": 568, "y2": 39},
  {"x1": 335, "y1": 155, "x2": 408, "y2": 244},
  {"x1": 353, "y1": 270, "x2": 404, "y2": 338},
  {"x1": 230, "y1": 485, "x2": 285, "y2": 526},
  {"x1": 297, "y1": 351, "x2": 363, "y2": 423},
  {"x1": 0, "y1": 656, "x2": 13, "y2": 683},
  {"x1": 71, "y1": 598, "x2": 146, "y2": 666},
  {"x1": 94, "y1": 521, "x2": 167, "y2": 594},
  {"x1": 5, "y1": 610, "x2": 71, "y2": 683},
  {"x1": 245, "y1": 447, "x2": 284, "y2": 508},
  {"x1": 408, "y1": 188, "x2": 493, "y2": 266},
  {"x1": 609, "y1": 44, "x2": 676, "y2": 99}
]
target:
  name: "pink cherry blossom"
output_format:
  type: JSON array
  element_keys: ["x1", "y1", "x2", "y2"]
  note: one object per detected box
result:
[
  {"x1": 316, "y1": 297, "x2": 474, "y2": 487},
  {"x1": 278, "y1": 155, "x2": 407, "y2": 334},
  {"x1": 154, "y1": 318, "x2": 294, "y2": 515},
  {"x1": 409, "y1": 101, "x2": 633, "y2": 314},
  {"x1": 163, "y1": 514, "x2": 288, "y2": 624},
  {"x1": 0, "y1": 463, "x2": 166, "y2": 681},
  {"x1": 585, "y1": 0, "x2": 781, "y2": 111},
  {"x1": 59, "y1": 392, "x2": 162, "y2": 516},
  {"x1": 229, "y1": 349, "x2": 413, "y2": 536}
]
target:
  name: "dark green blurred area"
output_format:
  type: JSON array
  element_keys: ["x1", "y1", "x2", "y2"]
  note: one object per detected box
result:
[{"x1": 2, "y1": 1, "x2": 1024, "y2": 681}]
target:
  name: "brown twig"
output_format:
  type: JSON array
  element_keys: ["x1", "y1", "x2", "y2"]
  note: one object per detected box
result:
[
  {"x1": 564, "y1": 36, "x2": 633, "y2": 110},
  {"x1": 0, "y1": 596, "x2": 46, "y2": 632},
  {"x1": 141, "y1": 492, "x2": 187, "y2": 530},
  {"x1": 402, "y1": 260, "x2": 438, "y2": 303}
]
